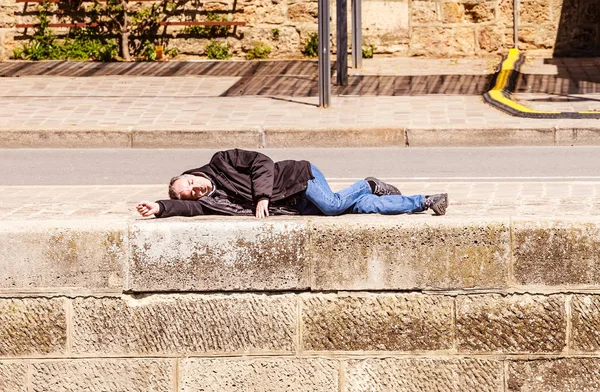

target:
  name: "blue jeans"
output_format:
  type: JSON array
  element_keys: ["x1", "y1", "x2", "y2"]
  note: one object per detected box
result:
[{"x1": 296, "y1": 164, "x2": 425, "y2": 216}]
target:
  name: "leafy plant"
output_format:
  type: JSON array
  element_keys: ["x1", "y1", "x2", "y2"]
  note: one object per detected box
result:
[
  {"x1": 271, "y1": 28, "x2": 280, "y2": 40},
  {"x1": 301, "y1": 32, "x2": 318, "y2": 58},
  {"x1": 246, "y1": 41, "x2": 271, "y2": 60},
  {"x1": 12, "y1": 6, "x2": 119, "y2": 61},
  {"x1": 165, "y1": 47, "x2": 179, "y2": 58},
  {"x1": 362, "y1": 43, "x2": 376, "y2": 59},
  {"x1": 183, "y1": 13, "x2": 232, "y2": 38},
  {"x1": 205, "y1": 40, "x2": 231, "y2": 59},
  {"x1": 12, "y1": 0, "x2": 183, "y2": 62},
  {"x1": 140, "y1": 40, "x2": 156, "y2": 61}
]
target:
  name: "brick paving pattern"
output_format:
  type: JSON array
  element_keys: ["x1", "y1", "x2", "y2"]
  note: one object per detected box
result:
[
  {"x1": 1, "y1": 182, "x2": 597, "y2": 221},
  {"x1": 0, "y1": 57, "x2": 599, "y2": 135}
]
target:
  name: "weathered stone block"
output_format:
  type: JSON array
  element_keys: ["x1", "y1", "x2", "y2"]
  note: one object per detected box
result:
[
  {"x1": 246, "y1": 0, "x2": 285, "y2": 24},
  {"x1": 570, "y1": 295, "x2": 600, "y2": 352},
  {"x1": 0, "y1": 298, "x2": 67, "y2": 357},
  {"x1": 498, "y1": 0, "x2": 514, "y2": 25},
  {"x1": 310, "y1": 217, "x2": 510, "y2": 291},
  {"x1": 72, "y1": 294, "x2": 296, "y2": 355},
  {"x1": 464, "y1": 1, "x2": 495, "y2": 23},
  {"x1": 478, "y1": 26, "x2": 505, "y2": 53},
  {"x1": 181, "y1": 358, "x2": 338, "y2": 392},
  {"x1": 0, "y1": 4, "x2": 17, "y2": 28},
  {"x1": 346, "y1": 358, "x2": 503, "y2": 392},
  {"x1": 0, "y1": 362, "x2": 27, "y2": 392},
  {"x1": 128, "y1": 220, "x2": 310, "y2": 291},
  {"x1": 442, "y1": 2, "x2": 464, "y2": 23},
  {"x1": 31, "y1": 359, "x2": 173, "y2": 392},
  {"x1": 456, "y1": 294, "x2": 566, "y2": 353},
  {"x1": 520, "y1": 0, "x2": 551, "y2": 24},
  {"x1": 513, "y1": 219, "x2": 600, "y2": 287},
  {"x1": 516, "y1": 25, "x2": 556, "y2": 49},
  {"x1": 410, "y1": 26, "x2": 475, "y2": 56},
  {"x1": 411, "y1": 1, "x2": 438, "y2": 23},
  {"x1": 0, "y1": 222, "x2": 126, "y2": 292},
  {"x1": 287, "y1": 2, "x2": 318, "y2": 22},
  {"x1": 363, "y1": 0, "x2": 409, "y2": 44},
  {"x1": 302, "y1": 294, "x2": 454, "y2": 351},
  {"x1": 508, "y1": 358, "x2": 600, "y2": 391}
]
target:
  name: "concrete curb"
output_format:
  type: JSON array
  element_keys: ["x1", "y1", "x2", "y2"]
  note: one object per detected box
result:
[{"x1": 3, "y1": 126, "x2": 600, "y2": 148}]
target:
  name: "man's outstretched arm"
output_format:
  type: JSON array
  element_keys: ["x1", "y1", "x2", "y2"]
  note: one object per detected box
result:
[
  {"x1": 137, "y1": 201, "x2": 160, "y2": 217},
  {"x1": 136, "y1": 199, "x2": 207, "y2": 218}
]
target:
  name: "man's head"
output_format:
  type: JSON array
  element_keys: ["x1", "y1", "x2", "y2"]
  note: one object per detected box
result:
[{"x1": 169, "y1": 174, "x2": 213, "y2": 200}]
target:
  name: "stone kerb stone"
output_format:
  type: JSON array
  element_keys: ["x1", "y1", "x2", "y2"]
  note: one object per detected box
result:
[
  {"x1": 127, "y1": 219, "x2": 310, "y2": 292},
  {"x1": 71, "y1": 294, "x2": 296, "y2": 356},
  {"x1": 180, "y1": 358, "x2": 338, "y2": 392},
  {"x1": 513, "y1": 218, "x2": 600, "y2": 288},
  {"x1": 0, "y1": 221, "x2": 126, "y2": 293},
  {"x1": 309, "y1": 216, "x2": 510, "y2": 291}
]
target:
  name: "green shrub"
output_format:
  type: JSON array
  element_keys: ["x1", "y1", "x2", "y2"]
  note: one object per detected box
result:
[
  {"x1": 205, "y1": 40, "x2": 231, "y2": 59},
  {"x1": 271, "y1": 28, "x2": 280, "y2": 40},
  {"x1": 362, "y1": 43, "x2": 376, "y2": 59},
  {"x1": 246, "y1": 42, "x2": 271, "y2": 60},
  {"x1": 140, "y1": 40, "x2": 156, "y2": 61},
  {"x1": 301, "y1": 32, "x2": 318, "y2": 58},
  {"x1": 183, "y1": 13, "x2": 231, "y2": 38},
  {"x1": 11, "y1": 5, "x2": 118, "y2": 61}
]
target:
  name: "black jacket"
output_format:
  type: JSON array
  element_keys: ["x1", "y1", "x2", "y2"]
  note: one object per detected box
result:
[{"x1": 156, "y1": 149, "x2": 313, "y2": 217}]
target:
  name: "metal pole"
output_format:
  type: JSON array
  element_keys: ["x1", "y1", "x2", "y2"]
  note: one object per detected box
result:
[
  {"x1": 318, "y1": 0, "x2": 331, "y2": 107},
  {"x1": 513, "y1": 0, "x2": 519, "y2": 48},
  {"x1": 336, "y1": 0, "x2": 348, "y2": 85},
  {"x1": 351, "y1": 0, "x2": 362, "y2": 69}
]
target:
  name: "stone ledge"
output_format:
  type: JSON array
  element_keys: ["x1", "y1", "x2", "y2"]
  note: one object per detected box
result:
[{"x1": 1, "y1": 216, "x2": 600, "y2": 293}]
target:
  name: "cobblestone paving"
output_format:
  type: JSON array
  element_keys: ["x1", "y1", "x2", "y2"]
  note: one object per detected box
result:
[
  {"x1": 2, "y1": 182, "x2": 597, "y2": 221},
  {"x1": 0, "y1": 57, "x2": 599, "y2": 135}
]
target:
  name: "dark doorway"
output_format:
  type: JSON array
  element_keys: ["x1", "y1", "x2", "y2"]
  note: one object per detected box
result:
[{"x1": 554, "y1": 0, "x2": 600, "y2": 57}]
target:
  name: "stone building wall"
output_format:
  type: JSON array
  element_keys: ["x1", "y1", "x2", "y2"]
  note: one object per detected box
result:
[
  {"x1": 3, "y1": 217, "x2": 600, "y2": 390},
  {"x1": 0, "y1": 0, "x2": 598, "y2": 60}
]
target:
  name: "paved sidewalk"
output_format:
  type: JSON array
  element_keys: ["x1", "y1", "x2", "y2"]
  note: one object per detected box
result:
[
  {"x1": 1, "y1": 57, "x2": 600, "y2": 148},
  {"x1": 2, "y1": 181, "x2": 598, "y2": 221}
]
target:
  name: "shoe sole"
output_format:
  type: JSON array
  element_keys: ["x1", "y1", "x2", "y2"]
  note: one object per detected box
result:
[{"x1": 431, "y1": 194, "x2": 448, "y2": 216}]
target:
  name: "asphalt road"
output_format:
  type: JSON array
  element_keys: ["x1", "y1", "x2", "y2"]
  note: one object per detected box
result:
[{"x1": 1, "y1": 147, "x2": 599, "y2": 185}]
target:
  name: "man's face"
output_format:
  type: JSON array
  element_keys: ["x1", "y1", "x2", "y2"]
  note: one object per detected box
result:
[{"x1": 172, "y1": 175, "x2": 212, "y2": 200}]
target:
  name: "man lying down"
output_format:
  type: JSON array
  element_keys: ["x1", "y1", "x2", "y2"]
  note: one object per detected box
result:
[{"x1": 136, "y1": 149, "x2": 448, "y2": 218}]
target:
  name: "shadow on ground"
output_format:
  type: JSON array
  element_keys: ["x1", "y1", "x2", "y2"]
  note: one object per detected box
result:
[{"x1": 2, "y1": 59, "x2": 600, "y2": 97}]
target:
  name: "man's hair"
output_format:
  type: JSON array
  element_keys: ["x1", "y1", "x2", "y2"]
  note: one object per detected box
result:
[{"x1": 168, "y1": 175, "x2": 188, "y2": 200}]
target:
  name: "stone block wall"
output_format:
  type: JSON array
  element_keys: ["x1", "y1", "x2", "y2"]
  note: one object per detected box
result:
[
  {"x1": 0, "y1": 0, "x2": 598, "y2": 60},
  {"x1": 3, "y1": 216, "x2": 600, "y2": 390}
]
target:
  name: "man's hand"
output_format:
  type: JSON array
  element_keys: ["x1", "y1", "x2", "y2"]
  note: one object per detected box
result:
[
  {"x1": 255, "y1": 199, "x2": 269, "y2": 219},
  {"x1": 136, "y1": 201, "x2": 160, "y2": 217}
]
